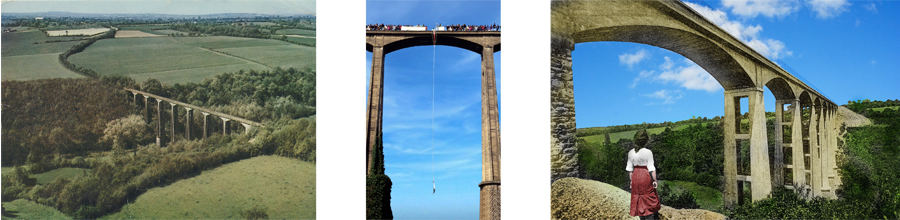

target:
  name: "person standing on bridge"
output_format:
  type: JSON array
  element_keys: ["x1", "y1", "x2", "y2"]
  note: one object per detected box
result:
[{"x1": 627, "y1": 129, "x2": 661, "y2": 220}]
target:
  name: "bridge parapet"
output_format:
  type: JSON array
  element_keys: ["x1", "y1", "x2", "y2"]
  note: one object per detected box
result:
[{"x1": 125, "y1": 88, "x2": 264, "y2": 146}]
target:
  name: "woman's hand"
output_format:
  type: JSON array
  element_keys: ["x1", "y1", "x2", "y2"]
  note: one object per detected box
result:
[{"x1": 652, "y1": 181, "x2": 658, "y2": 189}]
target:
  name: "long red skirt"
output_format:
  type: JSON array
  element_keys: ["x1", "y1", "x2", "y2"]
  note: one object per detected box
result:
[{"x1": 630, "y1": 166, "x2": 660, "y2": 217}]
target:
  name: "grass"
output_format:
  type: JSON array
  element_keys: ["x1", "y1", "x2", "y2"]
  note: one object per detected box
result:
[
  {"x1": 173, "y1": 36, "x2": 287, "y2": 49},
  {"x1": 1, "y1": 199, "x2": 71, "y2": 220},
  {"x1": 117, "y1": 25, "x2": 172, "y2": 35},
  {"x1": 218, "y1": 44, "x2": 316, "y2": 70},
  {"x1": 127, "y1": 63, "x2": 269, "y2": 85},
  {"x1": 99, "y1": 156, "x2": 315, "y2": 219},
  {"x1": 29, "y1": 168, "x2": 92, "y2": 185},
  {"x1": 869, "y1": 106, "x2": 899, "y2": 112},
  {"x1": 1, "y1": 53, "x2": 85, "y2": 81},
  {"x1": 274, "y1": 29, "x2": 315, "y2": 36},
  {"x1": 283, "y1": 36, "x2": 316, "y2": 46},
  {"x1": 660, "y1": 180, "x2": 724, "y2": 212},
  {"x1": 67, "y1": 37, "x2": 271, "y2": 83},
  {"x1": 581, "y1": 122, "x2": 716, "y2": 144},
  {"x1": 152, "y1": 29, "x2": 189, "y2": 35},
  {"x1": 1, "y1": 31, "x2": 83, "y2": 57}
]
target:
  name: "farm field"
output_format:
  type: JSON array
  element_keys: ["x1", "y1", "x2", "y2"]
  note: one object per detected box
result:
[
  {"x1": 580, "y1": 121, "x2": 718, "y2": 144},
  {"x1": 153, "y1": 29, "x2": 189, "y2": 35},
  {"x1": 1, "y1": 31, "x2": 83, "y2": 57},
  {"x1": 1, "y1": 53, "x2": 84, "y2": 81},
  {"x1": 218, "y1": 44, "x2": 316, "y2": 70},
  {"x1": 114, "y1": 30, "x2": 164, "y2": 38},
  {"x1": 174, "y1": 36, "x2": 316, "y2": 70},
  {"x1": 67, "y1": 37, "x2": 270, "y2": 83},
  {"x1": 118, "y1": 25, "x2": 174, "y2": 35},
  {"x1": 100, "y1": 156, "x2": 315, "y2": 219},
  {"x1": 870, "y1": 106, "x2": 899, "y2": 112},
  {"x1": 29, "y1": 168, "x2": 92, "y2": 184},
  {"x1": 127, "y1": 63, "x2": 268, "y2": 85},
  {"x1": 274, "y1": 28, "x2": 315, "y2": 36},
  {"x1": 46, "y1": 28, "x2": 109, "y2": 36}
]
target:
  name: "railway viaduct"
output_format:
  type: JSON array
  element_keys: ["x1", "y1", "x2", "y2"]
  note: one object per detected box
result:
[
  {"x1": 550, "y1": 0, "x2": 841, "y2": 208},
  {"x1": 366, "y1": 30, "x2": 501, "y2": 220},
  {"x1": 125, "y1": 88, "x2": 264, "y2": 146}
]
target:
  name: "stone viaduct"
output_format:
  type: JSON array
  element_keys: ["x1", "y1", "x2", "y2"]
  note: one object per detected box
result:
[
  {"x1": 366, "y1": 30, "x2": 501, "y2": 220},
  {"x1": 550, "y1": 0, "x2": 842, "y2": 208},
  {"x1": 125, "y1": 88, "x2": 264, "y2": 146}
]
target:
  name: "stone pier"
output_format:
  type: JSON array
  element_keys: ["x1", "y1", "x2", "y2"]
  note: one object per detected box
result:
[
  {"x1": 185, "y1": 107, "x2": 193, "y2": 140},
  {"x1": 202, "y1": 112, "x2": 211, "y2": 139},
  {"x1": 170, "y1": 103, "x2": 178, "y2": 143}
]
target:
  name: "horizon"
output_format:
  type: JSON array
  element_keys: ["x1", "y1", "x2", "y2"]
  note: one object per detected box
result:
[{"x1": 0, "y1": 0, "x2": 315, "y2": 16}]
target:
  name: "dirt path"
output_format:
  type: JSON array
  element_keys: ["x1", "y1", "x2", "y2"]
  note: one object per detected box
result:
[
  {"x1": 101, "y1": 156, "x2": 315, "y2": 219},
  {"x1": 551, "y1": 177, "x2": 725, "y2": 220}
]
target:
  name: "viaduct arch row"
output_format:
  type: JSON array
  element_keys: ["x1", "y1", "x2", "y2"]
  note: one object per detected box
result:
[
  {"x1": 125, "y1": 88, "x2": 264, "y2": 146},
  {"x1": 550, "y1": 0, "x2": 840, "y2": 208},
  {"x1": 366, "y1": 31, "x2": 501, "y2": 220}
]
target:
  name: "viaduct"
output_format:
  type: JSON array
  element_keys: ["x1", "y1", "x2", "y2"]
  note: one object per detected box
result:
[
  {"x1": 366, "y1": 30, "x2": 501, "y2": 220},
  {"x1": 550, "y1": 0, "x2": 842, "y2": 208},
  {"x1": 125, "y1": 88, "x2": 264, "y2": 146}
]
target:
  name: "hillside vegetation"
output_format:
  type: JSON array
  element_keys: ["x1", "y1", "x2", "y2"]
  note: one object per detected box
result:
[
  {"x1": 574, "y1": 99, "x2": 900, "y2": 219},
  {"x1": 1, "y1": 68, "x2": 316, "y2": 218}
]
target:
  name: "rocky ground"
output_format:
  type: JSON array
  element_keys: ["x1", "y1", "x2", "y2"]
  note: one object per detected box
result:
[{"x1": 551, "y1": 177, "x2": 724, "y2": 220}]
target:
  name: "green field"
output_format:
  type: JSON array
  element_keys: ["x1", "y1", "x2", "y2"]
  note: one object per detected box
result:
[
  {"x1": 274, "y1": 29, "x2": 316, "y2": 36},
  {"x1": 118, "y1": 25, "x2": 172, "y2": 35},
  {"x1": 581, "y1": 122, "x2": 716, "y2": 144},
  {"x1": 100, "y1": 156, "x2": 315, "y2": 219},
  {"x1": 173, "y1": 36, "x2": 287, "y2": 49},
  {"x1": 870, "y1": 106, "x2": 899, "y2": 112},
  {"x1": 153, "y1": 29, "x2": 190, "y2": 35},
  {"x1": 67, "y1": 37, "x2": 271, "y2": 84},
  {"x1": 250, "y1": 22, "x2": 278, "y2": 26},
  {"x1": 29, "y1": 168, "x2": 92, "y2": 184},
  {"x1": 1, "y1": 199, "x2": 71, "y2": 220},
  {"x1": 1, "y1": 31, "x2": 83, "y2": 57},
  {"x1": 219, "y1": 44, "x2": 316, "y2": 70},
  {"x1": 283, "y1": 36, "x2": 316, "y2": 45},
  {"x1": 1, "y1": 53, "x2": 85, "y2": 81}
]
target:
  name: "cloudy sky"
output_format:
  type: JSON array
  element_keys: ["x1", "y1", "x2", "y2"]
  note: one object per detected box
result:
[
  {"x1": 575, "y1": 0, "x2": 899, "y2": 128},
  {"x1": 365, "y1": 1, "x2": 500, "y2": 219},
  {"x1": 0, "y1": 0, "x2": 315, "y2": 15}
]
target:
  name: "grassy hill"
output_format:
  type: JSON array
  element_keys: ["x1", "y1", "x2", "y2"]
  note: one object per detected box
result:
[{"x1": 100, "y1": 156, "x2": 315, "y2": 219}]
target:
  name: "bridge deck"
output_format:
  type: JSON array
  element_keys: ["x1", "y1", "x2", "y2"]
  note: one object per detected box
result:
[{"x1": 125, "y1": 88, "x2": 264, "y2": 127}]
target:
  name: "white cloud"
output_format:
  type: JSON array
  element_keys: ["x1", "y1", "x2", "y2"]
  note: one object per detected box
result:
[
  {"x1": 660, "y1": 56, "x2": 674, "y2": 70},
  {"x1": 619, "y1": 49, "x2": 649, "y2": 68},
  {"x1": 855, "y1": 19, "x2": 861, "y2": 27},
  {"x1": 808, "y1": 0, "x2": 850, "y2": 19},
  {"x1": 864, "y1": 3, "x2": 878, "y2": 14},
  {"x1": 655, "y1": 59, "x2": 722, "y2": 92},
  {"x1": 722, "y1": 0, "x2": 799, "y2": 18},
  {"x1": 684, "y1": 2, "x2": 793, "y2": 59},
  {"x1": 630, "y1": 70, "x2": 655, "y2": 88},
  {"x1": 642, "y1": 90, "x2": 685, "y2": 105}
]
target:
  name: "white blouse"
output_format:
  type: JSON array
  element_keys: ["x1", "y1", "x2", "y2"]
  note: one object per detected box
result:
[{"x1": 625, "y1": 148, "x2": 656, "y2": 172}]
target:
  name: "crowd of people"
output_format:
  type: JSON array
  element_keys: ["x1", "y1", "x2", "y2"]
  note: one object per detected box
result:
[{"x1": 366, "y1": 23, "x2": 500, "y2": 31}]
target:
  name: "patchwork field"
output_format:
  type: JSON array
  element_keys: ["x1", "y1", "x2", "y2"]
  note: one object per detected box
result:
[
  {"x1": 46, "y1": 28, "x2": 109, "y2": 37},
  {"x1": 1, "y1": 53, "x2": 84, "y2": 81},
  {"x1": 115, "y1": 30, "x2": 164, "y2": 38},
  {"x1": 127, "y1": 63, "x2": 268, "y2": 85},
  {"x1": 274, "y1": 28, "x2": 316, "y2": 36},
  {"x1": 67, "y1": 37, "x2": 271, "y2": 83},
  {"x1": 175, "y1": 36, "x2": 316, "y2": 70},
  {"x1": 1, "y1": 31, "x2": 83, "y2": 57},
  {"x1": 219, "y1": 44, "x2": 316, "y2": 70},
  {"x1": 100, "y1": 156, "x2": 315, "y2": 219}
]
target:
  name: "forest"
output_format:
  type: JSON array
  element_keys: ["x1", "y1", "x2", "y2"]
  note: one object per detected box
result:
[
  {"x1": 577, "y1": 99, "x2": 900, "y2": 219},
  {"x1": 1, "y1": 67, "x2": 316, "y2": 218}
]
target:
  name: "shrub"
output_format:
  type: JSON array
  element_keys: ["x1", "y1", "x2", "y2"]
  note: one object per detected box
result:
[
  {"x1": 658, "y1": 183, "x2": 698, "y2": 209},
  {"x1": 101, "y1": 114, "x2": 153, "y2": 151}
]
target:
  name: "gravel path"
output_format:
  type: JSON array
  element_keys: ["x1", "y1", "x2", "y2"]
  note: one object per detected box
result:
[{"x1": 551, "y1": 177, "x2": 724, "y2": 220}]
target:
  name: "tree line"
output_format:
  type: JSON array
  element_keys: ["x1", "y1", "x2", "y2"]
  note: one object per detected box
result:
[{"x1": 57, "y1": 28, "x2": 116, "y2": 78}]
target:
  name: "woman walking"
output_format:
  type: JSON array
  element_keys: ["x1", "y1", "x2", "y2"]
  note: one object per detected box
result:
[{"x1": 627, "y1": 129, "x2": 661, "y2": 220}]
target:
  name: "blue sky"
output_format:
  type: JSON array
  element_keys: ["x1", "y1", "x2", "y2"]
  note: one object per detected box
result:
[
  {"x1": 0, "y1": 0, "x2": 315, "y2": 16},
  {"x1": 366, "y1": 1, "x2": 500, "y2": 219},
  {"x1": 575, "y1": 0, "x2": 900, "y2": 128}
]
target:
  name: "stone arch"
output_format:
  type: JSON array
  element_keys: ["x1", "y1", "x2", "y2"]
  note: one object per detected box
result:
[
  {"x1": 366, "y1": 31, "x2": 501, "y2": 220},
  {"x1": 764, "y1": 78, "x2": 796, "y2": 101},
  {"x1": 573, "y1": 25, "x2": 755, "y2": 90}
]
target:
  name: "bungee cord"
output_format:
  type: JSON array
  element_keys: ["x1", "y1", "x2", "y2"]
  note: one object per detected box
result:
[{"x1": 431, "y1": 28, "x2": 436, "y2": 195}]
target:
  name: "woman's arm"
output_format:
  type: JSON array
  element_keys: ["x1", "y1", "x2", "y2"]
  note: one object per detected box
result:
[
  {"x1": 628, "y1": 171, "x2": 633, "y2": 189},
  {"x1": 651, "y1": 170, "x2": 658, "y2": 188}
]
